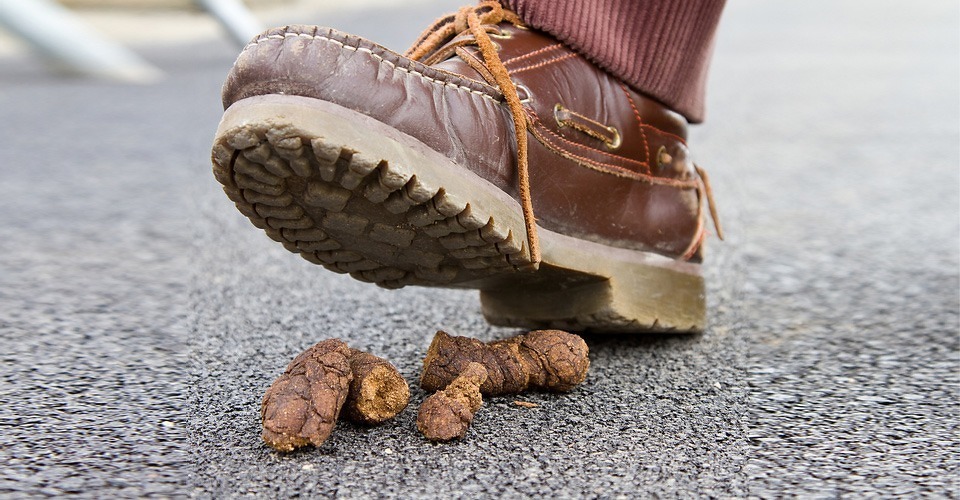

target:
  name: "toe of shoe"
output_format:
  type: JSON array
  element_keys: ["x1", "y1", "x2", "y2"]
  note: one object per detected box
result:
[{"x1": 221, "y1": 25, "x2": 516, "y2": 192}]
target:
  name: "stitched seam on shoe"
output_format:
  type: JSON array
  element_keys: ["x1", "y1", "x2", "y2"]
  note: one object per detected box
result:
[
  {"x1": 532, "y1": 123, "x2": 649, "y2": 180},
  {"x1": 620, "y1": 83, "x2": 651, "y2": 172},
  {"x1": 502, "y1": 43, "x2": 563, "y2": 66},
  {"x1": 246, "y1": 32, "x2": 501, "y2": 104},
  {"x1": 530, "y1": 121, "x2": 697, "y2": 189},
  {"x1": 509, "y1": 53, "x2": 577, "y2": 75},
  {"x1": 527, "y1": 110, "x2": 650, "y2": 170},
  {"x1": 642, "y1": 124, "x2": 687, "y2": 146},
  {"x1": 533, "y1": 124, "x2": 696, "y2": 188}
]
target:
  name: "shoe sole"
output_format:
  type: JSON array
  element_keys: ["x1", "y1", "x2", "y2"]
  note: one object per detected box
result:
[{"x1": 212, "y1": 95, "x2": 705, "y2": 333}]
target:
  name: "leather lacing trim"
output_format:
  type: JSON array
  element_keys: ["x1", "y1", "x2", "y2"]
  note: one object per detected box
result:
[
  {"x1": 554, "y1": 104, "x2": 622, "y2": 149},
  {"x1": 406, "y1": 1, "x2": 541, "y2": 267}
]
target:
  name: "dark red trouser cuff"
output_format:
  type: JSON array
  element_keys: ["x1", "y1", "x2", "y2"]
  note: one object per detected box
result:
[{"x1": 500, "y1": 0, "x2": 726, "y2": 123}]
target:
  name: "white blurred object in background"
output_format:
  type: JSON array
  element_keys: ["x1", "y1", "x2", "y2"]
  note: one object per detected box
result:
[{"x1": 0, "y1": 0, "x2": 265, "y2": 81}]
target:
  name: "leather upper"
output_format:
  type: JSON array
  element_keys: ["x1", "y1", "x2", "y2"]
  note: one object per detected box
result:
[{"x1": 222, "y1": 24, "x2": 707, "y2": 260}]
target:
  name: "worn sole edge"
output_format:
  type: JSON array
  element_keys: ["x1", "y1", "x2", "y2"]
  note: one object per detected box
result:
[{"x1": 211, "y1": 95, "x2": 705, "y2": 333}]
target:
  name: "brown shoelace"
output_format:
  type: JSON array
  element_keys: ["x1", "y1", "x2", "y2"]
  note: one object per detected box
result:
[
  {"x1": 406, "y1": 1, "x2": 541, "y2": 267},
  {"x1": 695, "y1": 164, "x2": 724, "y2": 241}
]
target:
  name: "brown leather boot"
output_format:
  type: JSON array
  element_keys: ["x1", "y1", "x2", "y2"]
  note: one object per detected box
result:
[{"x1": 211, "y1": 2, "x2": 722, "y2": 333}]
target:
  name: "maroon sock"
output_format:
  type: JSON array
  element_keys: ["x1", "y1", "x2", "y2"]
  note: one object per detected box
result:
[{"x1": 500, "y1": 0, "x2": 726, "y2": 123}]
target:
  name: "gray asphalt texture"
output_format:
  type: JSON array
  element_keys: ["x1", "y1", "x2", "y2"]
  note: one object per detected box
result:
[{"x1": 1, "y1": 0, "x2": 957, "y2": 497}]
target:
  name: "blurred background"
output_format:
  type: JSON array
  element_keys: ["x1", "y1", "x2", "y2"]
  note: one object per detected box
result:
[
  {"x1": 0, "y1": 0, "x2": 437, "y2": 80},
  {"x1": 0, "y1": 0, "x2": 957, "y2": 497}
]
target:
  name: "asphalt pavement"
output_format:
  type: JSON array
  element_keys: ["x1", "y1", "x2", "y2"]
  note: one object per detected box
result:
[{"x1": 1, "y1": 0, "x2": 957, "y2": 497}]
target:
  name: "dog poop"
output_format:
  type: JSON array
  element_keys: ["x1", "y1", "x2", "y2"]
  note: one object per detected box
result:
[
  {"x1": 420, "y1": 330, "x2": 590, "y2": 396},
  {"x1": 343, "y1": 350, "x2": 411, "y2": 424},
  {"x1": 260, "y1": 339, "x2": 409, "y2": 452},
  {"x1": 417, "y1": 362, "x2": 488, "y2": 441}
]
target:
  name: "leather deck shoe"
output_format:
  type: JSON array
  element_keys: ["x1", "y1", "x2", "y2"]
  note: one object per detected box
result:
[{"x1": 211, "y1": 2, "x2": 722, "y2": 333}]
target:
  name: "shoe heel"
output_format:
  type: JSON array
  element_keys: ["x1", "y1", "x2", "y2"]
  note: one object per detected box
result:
[{"x1": 479, "y1": 230, "x2": 706, "y2": 333}]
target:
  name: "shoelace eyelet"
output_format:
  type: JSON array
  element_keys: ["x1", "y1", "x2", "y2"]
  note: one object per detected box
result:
[
  {"x1": 605, "y1": 126, "x2": 622, "y2": 150},
  {"x1": 657, "y1": 146, "x2": 672, "y2": 169},
  {"x1": 553, "y1": 103, "x2": 566, "y2": 128},
  {"x1": 516, "y1": 84, "x2": 533, "y2": 104}
]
